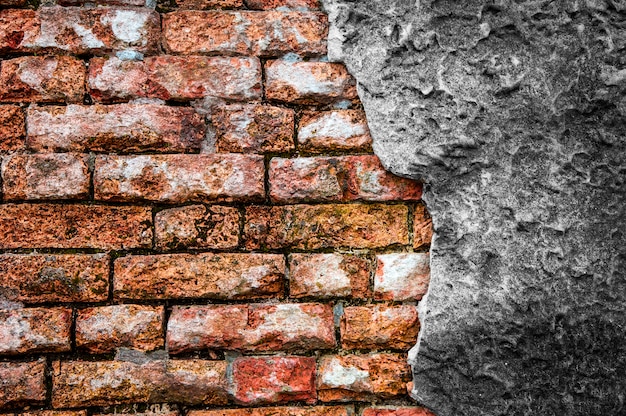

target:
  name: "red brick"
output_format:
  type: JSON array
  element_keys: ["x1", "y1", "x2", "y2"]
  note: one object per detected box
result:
[
  {"x1": 265, "y1": 60, "x2": 357, "y2": 105},
  {"x1": 0, "y1": 359, "x2": 46, "y2": 409},
  {"x1": 414, "y1": 204, "x2": 433, "y2": 249},
  {"x1": 88, "y1": 56, "x2": 261, "y2": 102},
  {"x1": 2, "y1": 154, "x2": 90, "y2": 201},
  {"x1": 298, "y1": 110, "x2": 372, "y2": 153},
  {"x1": 0, "y1": 254, "x2": 109, "y2": 304},
  {"x1": 58, "y1": 0, "x2": 151, "y2": 5},
  {"x1": 114, "y1": 253, "x2": 284, "y2": 300},
  {"x1": 162, "y1": 11, "x2": 327, "y2": 57},
  {"x1": 0, "y1": 7, "x2": 160, "y2": 54},
  {"x1": 167, "y1": 303, "x2": 335, "y2": 354},
  {"x1": 317, "y1": 354, "x2": 411, "y2": 402},
  {"x1": 269, "y1": 155, "x2": 422, "y2": 203},
  {"x1": 288, "y1": 253, "x2": 371, "y2": 299},
  {"x1": 374, "y1": 253, "x2": 430, "y2": 301},
  {"x1": 231, "y1": 356, "x2": 316, "y2": 405},
  {"x1": 340, "y1": 305, "x2": 419, "y2": 351},
  {"x1": 76, "y1": 305, "x2": 164, "y2": 354},
  {"x1": 0, "y1": 0, "x2": 26, "y2": 5},
  {"x1": 0, "y1": 56, "x2": 85, "y2": 103},
  {"x1": 94, "y1": 410, "x2": 174, "y2": 416},
  {"x1": 22, "y1": 411, "x2": 88, "y2": 416},
  {"x1": 0, "y1": 204, "x2": 152, "y2": 249},
  {"x1": 0, "y1": 105, "x2": 25, "y2": 152},
  {"x1": 188, "y1": 406, "x2": 351, "y2": 416},
  {"x1": 52, "y1": 359, "x2": 228, "y2": 408},
  {"x1": 244, "y1": 204, "x2": 409, "y2": 250},
  {"x1": 362, "y1": 408, "x2": 436, "y2": 416},
  {"x1": 94, "y1": 154, "x2": 265, "y2": 203},
  {"x1": 174, "y1": 0, "x2": 243, "y2": 9},
  {"x1": 26, "y1": 104, "x2": 206, "y2": 153},
  {"x1": 155, "y1": 205, "x2": 240, "y2": 250},
  {"x1": 213, "y1": 104, "x2": 295, "y2": 153},
  {"x1": 0, "y1": 307, "x2": 71, "y2": 355},
  {"x1": 246, "y1": 0, "x2": 320, "y2": 10}
]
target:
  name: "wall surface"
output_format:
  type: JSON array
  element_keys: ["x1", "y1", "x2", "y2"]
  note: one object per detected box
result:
[
  {"x1": 0, "y1": 1, "x2": 434, "y2": 416},
  {"x1": 322, "y1": 0, "x2": 626, "y2": 415}
]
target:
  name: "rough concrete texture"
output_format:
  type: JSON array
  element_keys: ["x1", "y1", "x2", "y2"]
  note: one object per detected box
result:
[{"x1": 322, "y1": 0, "x2": 626, "y2": 415}]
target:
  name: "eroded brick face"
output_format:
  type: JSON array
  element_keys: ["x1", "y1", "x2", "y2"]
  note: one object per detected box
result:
[{"x1": 0, "y1": 2, "x2": 431, "y2": 415}]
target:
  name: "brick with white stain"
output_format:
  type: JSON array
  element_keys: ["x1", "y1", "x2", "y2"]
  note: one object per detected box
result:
[
  {"x1": 0, "y1": 307, "x2": 71, "y2": 355},
  {"x1": 374, "y1": 253, "x2": 430, "y2": 301},
  {"x1": 298, "y1": 110, "x2": 372, "y2": 153}
]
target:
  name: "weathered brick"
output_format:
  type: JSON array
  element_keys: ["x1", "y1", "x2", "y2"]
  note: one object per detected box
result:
[
  {"x1": 246, "y1": 0, "x2": 320, "y2": 10},
  {"x1": 0, "y1": 56, "x2": 85, "y2": 103},
  {"x1": 155, "y1": 205, "x2": 240, "y2": 250},
  {"x1": 213, "y1": 104, "x2": 295, "y2": 153},
  {"x1": 0, "y1": 254, "x2": 109, "y2": 303},
  {"x1": 22, "y1": 411, "x2": 88, "y2": 416},
  {"x1": 362, "y1": 408, "x2": 436, "y2": 416},
  {"x1": 231, "y1": 356, "x2": 316, "y2": 405},
  {"x1": 114, "y1": 253, "x2": 284, "y2": 300},
  {"x1": 340, "y1": 305, "x2": 419, "y2": 351},
  {"x1": 0, "y1": 307, "x2": 71, "y2": 355},
  {"x1": 52, "y1": 359, "x2": 229, "y2": 408},
  {"x1": 26, "y1": 104, "x2": 206, "y2": 153},
  {"x1": 0, "y1": 204, "x2": 152, "y2": 249},
  {"x1": 1, "y1": 154, "x2": 90, "y2": 201},
  {"x1": 0, "y1": 105, "x2": 25, "y2": 152},
  {"x1": 0, "y1": 360, "x2": 46, "y2": 409},
  {"x1": 167, "y1": 303, "x2": 335, "y2": 354},
  {"x1": 298, "y1": 110, "x2": 372, "y2": 153},
  {"x1": 188, "y1": 406, "x2": 351, "y2": 416},
  {"x1": 76, "y1": 305, "x2": 164, "y2": 354},
  {"x1": 374, "y1": 254, "x2": 430, "y2": 301},
  {"x1": 0, "y1": 7, "x2": 160, "y2": 54},
  {"x1": 94, "y1": 154, "x2": 265, "y2": 203},
  {"x1": 94, "y1": 410, "x2": 174, "y2": 416},
  {"x1": 0, "y1": 0, "x2": 26, "y2": 5},
  {"x1": 244, "y1": 204, "x2": 409, "y2": 250},
  {"x1": 414, "y1": 204, "x2": 433, "y2": 249},
  {"x1": 174, "y1": 0, "x2": 243, "y2": 9},
  {"x1": 317, "y1": 354, "x2": 411, "y2": 402},
  {"x1": 58, "y1": 0, "x2": 152, "y2": 6},
  {"x1": 289, "y1": 253, "x2": 371, "y2": 299},
  {"x1": 265, "y1": 60, "x2": 357, "y2": 105},
  {"x1": 269, "y1": 155, "x2": 422, "y2": 203},
  {"x1": 162, "y1": 11, "x2": 327, "y2": 57},
  {"x1": 88, "y1": 56, "x2": 261, "y2": 102}
]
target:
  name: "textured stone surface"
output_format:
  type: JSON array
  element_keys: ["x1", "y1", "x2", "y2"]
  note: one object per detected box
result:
[
  {"x1": 188, "y1": 407, "x2": 351, "y2": 416},
  {"x1": 0, "y1": 105, "x2": 25, "y2": 152},
  {"x1": 0, "y1": 254, "x2": 109, "y2": 304},
  {"x1": 114, "y1": 253, "x2": 284, "y2": 300},
  {"x1": 26, "y1": 104, "x2": 205, "y2": 153},
  {"x1": 0, "y1": 307, "x2": 71, "y2": 355},
  {"x1": 0, "y1": 360, "x2": 46, "y2": 409},
  {"x1": 162, "y1": 11, "x2": 327, "y2": 56},
  {"x1": 324, "y1": 0, "x2": 626, "y2": 414},
  {"x1": 317, "y1": 353, "x2": 411, "y2": 402},
  {"x1": 298, "y1": 110, "x2": 372, "y2": 153}
]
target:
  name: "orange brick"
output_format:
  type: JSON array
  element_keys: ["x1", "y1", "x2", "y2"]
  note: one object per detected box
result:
[
  {"x1": 246, "y1": 0, "x2": 320, "y2": 10},
  {"x1": 374, "y1": 253, "x2": 430, "y2": 301},
  {"x1": 0, "y1": 0, "x2": 26, "y2": 5},
  {"x1": 188, "y1": 406, "x2": 351, "y2": 416},
  {"x1": 0, "y1": 204, "x2": 152, "y2": 249},
  {"x1": 22, "y1": 411, "x2": 87, "y2": 416},
  {"x1": 1, "y1": 154, "x2": 90, "y2": 201},
  {"x1": 114, "y1": 253, "x2": 284, "y2": 300},
  {"x1": 0, "y1": 307, "x2": 71, "y2": 355},
  {"x1": 52, "y1": 360, "x2": 228, "y2": 408},
  {"x1": 340, "y1": 305, "x2": 419, "y2": 351},
  {"x1": 265, "y1": 60, "x2": 357, "y2": 105},
  {"x1": 88, "y1": 56, "x2": 262, "y2": 102},
  {"x1": 269, "y1": 155, "x2": 422, "y2": 203},
  {"x1": 94, "y1": 154, "x2": 265, "y2": 203},
  {"x1": 298, "y1": 110, "x2": 372, "y2": 153},
  {"x1": 76, "y1": 305, "x2": 164, "y2": 353},
  {"x1": 0, "y1": 7, "x2": 160, "y2": 54},
  {"x1": 26, "y1": 104, "x2": 206, "y2": 153},
  {"x1": 244, "y1": 204, "x2": 409, "y2": 250},
  {"x1": 162, "y1": 11, "x2": 327, "y2": 57},
  {"x1": 362, "y1": 408, "x2": 436, "y2": 416},
  {"x1": 213, "y1": 104, "x2": 295, "y2": 153},
  {"x1": 155, "y1": 205, "x2": 240, "y2": 250},
  {"x1": 174, "y1": 0, "x2": 243, "y2": 9},
  {"x1": 414, "y1": 204, "x2": 433, "y2": 249},
  {"x1": 167, "y1": 303, "x2": 335, "y2": 354},
  {"x1": 0, "y1": 56, "x2": 85, "y2": 103},
  {"x1": 288, "y1": 253, "x2": 371, "y2": 299},
  {"x1": 0, "y1": 360, "x2": 46, "y2": 409},
  {"x1": 231, "y1": 356, "x2": 316, "y2": 405},
  {"x1": 317, "y1": 354, "x2": 411, "y2": 401},
  {"x1": 0, "y1": 105, "x2": 25, "y2": 152}
]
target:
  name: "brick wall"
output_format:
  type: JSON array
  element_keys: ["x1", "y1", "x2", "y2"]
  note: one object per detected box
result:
[{"x1": 0, "y1": 0, "x2": 434, "y2": 415}]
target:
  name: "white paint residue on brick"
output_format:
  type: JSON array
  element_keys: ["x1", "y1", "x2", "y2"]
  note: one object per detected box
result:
[
  {"x1": 299, "y1": 111, "x2": 367, "y2": 140},
  {"x1": 108, "y1": 10, "x2": 149, "y2": 44},
  {"x1": 18, "y1": 59, "x2": 57, "y2": 91},
  {"x1": 270, "y1": 60, "x2": 334, "y2": 94},
  {"x1": 245, "y1": 304, "x2": 322, "y2": 341},
  {"x1": 303, "y1": 254, "x2": 351, "y2": 296},
  {"x1": 0, "y1": 315, "x2": 30, "y2": 352},
  {"x1": 375, "y1": 253, "x2": 429, "y2": 295},
  {"x1": 241, "y1": 265, "x2": 272, "y2": 289},
  {"x1": 321, "y1": 358, "x2": 369, "y2": 387},
  {"x1": 72, "y1": 23, "x2": 105, "y2": 49},
  {"x1": 356, "y1": 162, "x2": 384, "y2": 194}
]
